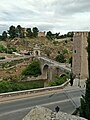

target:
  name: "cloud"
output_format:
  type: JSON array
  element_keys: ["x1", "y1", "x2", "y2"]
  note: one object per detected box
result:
[{"x1": 0, "y1": 0, "x2": 90, "y2": 34}]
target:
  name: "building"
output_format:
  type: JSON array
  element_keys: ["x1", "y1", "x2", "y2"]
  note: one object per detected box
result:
[
  {"x1": 72, "y1": 32, "x2": 88, "y2": 79},
  {"x1": 38, "y1": 32, "x2": 45, "y2": 37}
]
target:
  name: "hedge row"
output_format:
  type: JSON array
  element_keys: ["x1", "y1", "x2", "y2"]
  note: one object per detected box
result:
[{"x1": 0, "y1": 80, "x2": 44, "y2": 93}]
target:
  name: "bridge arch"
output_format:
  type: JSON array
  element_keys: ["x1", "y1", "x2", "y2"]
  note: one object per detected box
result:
[
  {"x1": 35, "y1": 51, "x2": 39, "y2": 56},
  {"x1": 60, "y1": 73, "x2": 67, "y2": 77},
  {"x1": 42, "y1": 64, "x2": 49, "y2": 79}
]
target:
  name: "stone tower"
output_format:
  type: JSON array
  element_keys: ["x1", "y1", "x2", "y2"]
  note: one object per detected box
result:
[{"x1": 72, "y1": 32, "x2": 88, "y2": 79}]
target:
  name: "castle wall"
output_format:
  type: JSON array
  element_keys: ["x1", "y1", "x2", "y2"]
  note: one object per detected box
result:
[{"x1": 38, "y1": 32, "x2": 45, "y2": 37}]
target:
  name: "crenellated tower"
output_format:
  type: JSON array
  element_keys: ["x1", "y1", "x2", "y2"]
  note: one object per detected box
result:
[{"x1": 72, "y1": 32, "x2": 88, "y2": 79}]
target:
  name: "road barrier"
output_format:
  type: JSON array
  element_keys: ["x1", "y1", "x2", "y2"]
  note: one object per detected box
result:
[{"x1": 0, "y1": 80, "x2": 70, "y2": 98}]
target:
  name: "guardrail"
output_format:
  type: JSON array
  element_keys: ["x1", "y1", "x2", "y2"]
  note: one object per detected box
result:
[{"x1": 0, "y1": 80, "x2": 70, "y2": 98}]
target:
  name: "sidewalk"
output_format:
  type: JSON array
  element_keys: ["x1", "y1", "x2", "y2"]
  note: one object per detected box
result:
[{"x1": 65, "y1": 78, "x2": 86, "y2": 90}]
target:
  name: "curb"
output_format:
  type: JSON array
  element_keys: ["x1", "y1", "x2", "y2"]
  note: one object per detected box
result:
[{"x1": 0, "y1": 80, "x2": 70, "y2": 101}]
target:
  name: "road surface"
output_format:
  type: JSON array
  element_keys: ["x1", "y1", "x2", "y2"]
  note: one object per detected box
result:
[{"x1": 0, "y1": 87, "x2": 84, "y2": 120}]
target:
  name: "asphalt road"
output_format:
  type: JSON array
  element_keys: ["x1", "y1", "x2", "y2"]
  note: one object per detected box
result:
[{"x1": 0, "y1": 88, "x2": 84, "y2": 120}]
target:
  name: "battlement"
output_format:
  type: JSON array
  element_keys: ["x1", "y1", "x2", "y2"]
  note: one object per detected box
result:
[{"x1": 73, "y1": 32, "x2": 88, "y2": 37}]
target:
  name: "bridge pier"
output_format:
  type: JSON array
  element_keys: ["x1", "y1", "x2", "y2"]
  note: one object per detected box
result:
[{"x1": 44, "y1": 80, "x2": 49, "y2": 87}]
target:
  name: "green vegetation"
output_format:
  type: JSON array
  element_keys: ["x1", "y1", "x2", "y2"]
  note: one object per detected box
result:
[
  {"x1": 22, "y1": 60, "x2": 41, "y2": 77},
  {"x1": 55, "y1": 49, "x2": 69, "y2": 63},
  {"x1": 49, "y1": 75, "x2": 68, "y2": 86},
  {"x1": 0, "y1": 25, "x2": 39, "y2": 40},
  {"x1": 0, "y1": 58, "x2": 30, "y2": 69},
  {"x1": 7, "y1": 47, "x2": 17, "y2": 54},
  {"x1": 0, "y1": 56, "x2": 5, "y2": 60},
  {"x1": 46, "y1": 31, "x2": 54, "y2": 40},
  {"x1": 46, "y1": 31, "x2": 73, "y2": 40},
  {"x1": 80, "y1": 32, "x2": 90, "y2": 119},
  {"x1": 32, "y1": 27, "x2": 39, "y2": 38},
  {"x1": 55, "y1": 53, "x2": 66, "y2": 63},
  {"x1": 7, "y1": 25, "x2": 39, "y2": 39},
  {"x1": 8, "y1": 25, "x2": 17, "y2": 39},
  {"x1": 0, "y1": 80, "x2": 44, "y2": 93},
  {"x1": 0, "y1": 44, "x2": 17, "y2": 54},
  {"x1": 0, "y1": 24, "x2": 73, "y2": 41},
  {"x1": 0, "y1": 44, "x2": 7, "y2": 53},
  {"x1": 2, "y1": 31, "x2": 7, "y2": 40},
  {"x1": 26, "y1": 28, "x2": 33, "y2": 38}
]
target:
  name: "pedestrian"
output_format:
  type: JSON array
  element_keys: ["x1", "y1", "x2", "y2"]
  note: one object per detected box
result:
[
  {"x1": 78, "y1": 73, "x2": 80, "y2": 87},
  {"x1": 70, "y1": 72, "x2": 75, "y2": 86},
  {"x1": 55, "y1": 106, "x2": 60, "y2": 113}
]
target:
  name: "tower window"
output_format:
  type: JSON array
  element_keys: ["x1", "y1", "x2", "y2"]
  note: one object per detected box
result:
[{"x1": 74, "y1": 50, "x2": 76, "y2": 53}]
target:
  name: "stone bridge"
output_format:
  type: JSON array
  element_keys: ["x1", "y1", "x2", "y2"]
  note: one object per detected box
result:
[
  {"x1": 25, "y1": 55, "x2": 71, "y2": 86},
  {"x1": 37, "y1": 56, "x2": 71, "y2": 85},
  {"x1": 0, "y1": 44, "x2": 71, "y2": 86}
]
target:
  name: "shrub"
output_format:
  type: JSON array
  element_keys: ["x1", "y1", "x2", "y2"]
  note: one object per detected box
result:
[
  {"x1": 55, "y1": 53, "x2": 66, "y2": 63},
  {"x1": 22, "y1": 59, "x2": 41, "y2": 77},
  {"x1": 49, "y1": 76, "x2": 67, "y2": 86},
  {"x1": 65, "y1": 40, "x2": 67, "y2": 43},
  {"x1": 0, "y1": 44, "x2": 7, "y2": 53},
  {"x1": 7, "y1": 47, "x2": 17, "y2": 54},
  {"x1": 0, "y1": 80, "x2": 44, "y2": 93},
  {"x1": 0, "y1": 56, "x2": 5, "y2": 60}
]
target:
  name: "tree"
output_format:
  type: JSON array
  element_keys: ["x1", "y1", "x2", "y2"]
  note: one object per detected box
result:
[
  {"x1": 26, "y1": 28, "x2": 33, "y2": 38},
  {"x1": 55, "y1": 32, "x2": 60, "y2": 39},
  {"x1": 0, "y1": 35, "x2": 2, "y2": 41},
  {"x1": 2, "y1": 31, "x2": 7, "y2": 40},
  {"x1": 80, "y1": 32, "x2": 90, "y2": 119},
  {"x1": 16, "y1": 25, "x2": 22, "y2": 38},
  {"x1": 46, "y1": 31, "x2": 53, "y2": 40},
  {"x1": 8, "y1": 25, "x2": 16, "y2": 39},
  {"x1": 67, "y1": 32, "x2": 74, "y2": 37},
  {"x1": 55, "y1": 53, "x2": 66, "y2": 63},
  {"x1": 32, "y1": 27, "x2": 39, "y2": 37}
]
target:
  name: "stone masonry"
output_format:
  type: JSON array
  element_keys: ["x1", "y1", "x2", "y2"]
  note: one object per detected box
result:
[
  {"x1": 72, "y1": 32, "x2": 88, "y2": 79},
  {"x1": 23, "y1": 106, "x2": 87, "y2": 120}
]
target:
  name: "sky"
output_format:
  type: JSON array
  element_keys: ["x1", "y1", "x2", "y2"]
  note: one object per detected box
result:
[{"x1": 0, "y1": 0, "x2": 90, "y2": 34}]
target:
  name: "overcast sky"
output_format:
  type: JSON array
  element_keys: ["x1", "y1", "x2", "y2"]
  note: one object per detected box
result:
[{"x1": 0, "y1": 0, "x2": 90, "y2": 34}]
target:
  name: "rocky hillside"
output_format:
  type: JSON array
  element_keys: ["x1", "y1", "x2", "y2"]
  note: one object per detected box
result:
[{"x1": 0, "y1": 37, "x2": 73, "y2": 60}]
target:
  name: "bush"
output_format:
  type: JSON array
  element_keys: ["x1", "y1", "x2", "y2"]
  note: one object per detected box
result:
[
  {"x1": 7, "y1": 47, "x2": 17, "y2": 54},
  {"x1": 22, "y1": 59, "x2": 41, "y2": 77},
  {"x1": 65, "y1": 40, "x2": 67, "y2": 43},
  {"x1": 49, "y1": 76, "x2": 67, "y2": 86},
  {"x1": 0, "y1": 44, "x2": 7, "y2": 53},
  {"x1": 80, "y1": 95, "x2": 87, "y2": 118},
  {"x1": 0, "y1": 80, "x2": 44, "y2": 93},
  {"x1": 55, "y1": 53, "x2": 66, "y2": 63},
  {"x1": 0, "y1": 56, "x2": 5, "y2": 60}
]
